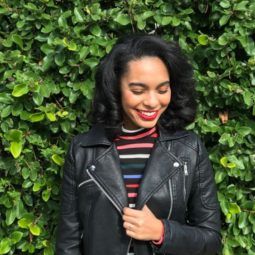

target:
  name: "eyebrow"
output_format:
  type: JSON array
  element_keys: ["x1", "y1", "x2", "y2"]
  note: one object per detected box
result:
[{"x1": 128, "y1": 81, "x2": 170, "y2": 88}]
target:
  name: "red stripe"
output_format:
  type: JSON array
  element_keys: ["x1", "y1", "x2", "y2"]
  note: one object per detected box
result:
[
  {"x1": 118, "y1": 127, "x2": 156, "y2": 140},
  {"x1": 117, "y1": 143, "x2": 154, "y2": 150},
  {"x1": 151, "y1": 133, "x2": 158, "y2": 138},
  {"x1": 128, "y1": 193, "x2": 137, "y2": 198},
  {"x1": 126, "y1": 184, "x2": 140, "y2": 188}
]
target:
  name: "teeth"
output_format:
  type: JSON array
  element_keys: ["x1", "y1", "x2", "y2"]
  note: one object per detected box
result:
[{"x1": 141, "y1": 111, "x2": 156, "y2": 116}]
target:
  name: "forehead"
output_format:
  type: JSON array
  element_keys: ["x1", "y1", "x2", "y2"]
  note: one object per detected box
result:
[{"x1": 122, "y1": 56, "x2": 170, "y2": 82}]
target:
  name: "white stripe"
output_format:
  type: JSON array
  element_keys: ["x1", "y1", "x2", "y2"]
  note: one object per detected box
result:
[
  {"x1": 127, "y1": 253, "x2": 135, "y2": 255},
  {"x1": 119, "y1": 154, "x2": 150, "y2": 159},
  {"x1": 129, "y1": 203, "x2": 136, "y2": 208},
  {"x1": 122, "y1": 126, "x2": 144, "y2": 133}
]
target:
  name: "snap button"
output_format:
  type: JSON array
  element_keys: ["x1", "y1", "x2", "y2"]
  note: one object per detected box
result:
[
  {"x1": 173, "y1": 162, "x2": 180, "y2": 168},
  {"x1": 89, "y1": 165, "x2": 96, "y2": 171}
]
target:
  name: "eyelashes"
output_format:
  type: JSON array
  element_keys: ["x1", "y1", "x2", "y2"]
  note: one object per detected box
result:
[{"x1": 131, "y1": 90, "x2": 169, "y2": 95}]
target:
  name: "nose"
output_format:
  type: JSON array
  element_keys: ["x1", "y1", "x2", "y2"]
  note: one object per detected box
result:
[{"x1": 143, "y1": 92, "x2": 158, "y2": 109}]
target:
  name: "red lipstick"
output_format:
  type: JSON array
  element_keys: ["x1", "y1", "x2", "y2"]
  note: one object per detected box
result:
[{"x1": 136, "y1": 110, "x2": 158, "y2": 121}]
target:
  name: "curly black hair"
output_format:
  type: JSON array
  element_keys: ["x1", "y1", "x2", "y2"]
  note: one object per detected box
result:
[{"x1": 92, "y1": 34, "x2": 196, "y2": 132}]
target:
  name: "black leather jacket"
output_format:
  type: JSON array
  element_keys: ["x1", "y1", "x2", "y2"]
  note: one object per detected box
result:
[{"x1": 56, "y1": 125, "x2": 221, "y2": 255}]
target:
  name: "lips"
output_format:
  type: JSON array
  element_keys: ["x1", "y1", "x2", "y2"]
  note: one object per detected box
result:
[{"x1": 136, "y1": 110, "x2": 158, "y2": 121}]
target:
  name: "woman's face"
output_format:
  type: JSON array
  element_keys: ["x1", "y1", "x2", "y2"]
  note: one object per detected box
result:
[{"x1": 120, "y1": 57, "x2": 171, "y2": 130}]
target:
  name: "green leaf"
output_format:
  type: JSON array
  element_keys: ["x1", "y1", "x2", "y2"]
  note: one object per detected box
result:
[
  {"x1": 219, "y1": 15, "x2": 231, "y2": 26},
  {"x1": 42, "y1": 189, "x2": 51, "y2": 202},
  {"x1": 1, "y1": 105, "x2": 12, "y2": 118},
  {"x1": 220, "y1": 157, "x2": 228, "y2": 167},
  {"x1": 16, "y1": 199, "x2": 25, "y2": 219},
  {"x1": 234, "y1": 1, "x2": 249, "y2": 11},
  {"x1": 52, "y1": 154, "x2": 64, "y2": 166},
  {"x1": 24, "y1": 2, "x2": 38, "y2": 10},
  {"x1": 18, "y1": 215, "x2": 33, "y2": 229},
  {"x1": 33, "y1": 92, "x2": 44, "y2": 106},
  {"x1": 142, "y1": 11, "x2": 154, "y2": 20},
  {"x1": 238, "y1": 212, "x2": 248, "y2": 229},
  {"x1": 10, "y1": 231, "x2": 23, "y2": 244},
  {"x1": 10, "y1": 142, "x2": 22, "y2": 158},
  {"x1": 29, "y1": 224, "x2": 41, "y2": 236},
  {"x1": 46, "y1": 112, "x2": 57, "y2": 122},
  {"x1": 219, "y1": 133, "x2": 234, "y2": 147},
  {"x1": 114, "y1": 13, "x2": 130, "y2": 25},
  {"x1": 172, "y1": 17, "x2": 181, "y2": 27},
  {"x1": 198, "y1": 34, "x2": 209, "y2": 45},
  {"x1": 6, "y1": 129, "x2": 23, "y2": 142},
  {"x1": 238, "y1": 126, "x2": 252, "y2": 137},
  {"x1": 12, "y1": 84, "x2": 29, "y2": 97},
  {"x1": 29, "y1": 113, "x2": 45, "y2": 122},
  {"x1": 243, "y1": 91, "x2": 253, "y2": 106},
  {"x1": 12, "y1": 34, "x2": 23, "y2": 49},
  {"x1": 55, "y1": 53, "x2": 65, "y2": 66},
  {"x1": 74, "y1": 7, "x2": 84, "y2": 22},
  {"x1": 218, "y1": 34, "x2": 228, "y2": 46},
  {"x1": 220, "y1": 0, "x2": 231, "y2": 8},
  {"x1": 222, "y1": 243, "x2": 233, "y2": 255},
  {"x1": 90, "y1": 25, "x2": 102, "y2": 37},
  {"x1": 22, "y1": 168, "x2": 30, "y2": 180},
  {"x1": 85, "y1": 58, "x2": 98, "y2": 69},
  {"x1": 6, "y1": 208, "x2": 16, "y2": 225},
  {"x1": 227, "y1": 162, "x2": 236, "y2": 168},
  {"x1": 215, "y1": 170, "x2": 226, "y2": 184},
  {"x1": 41, "y1": 44, "x2": 54, "y2": 55},
  {"x1": 161, "y1": 16, "x2": 172, "y2": 26},
  {"x1": 229, "y1": 203, "x2": 241, "y2": 214},
  {"x1": 79, "y1": 47, "x2": 90, "y2": 59},
  {"x1": 0, "y1": 239, "x2": 11, "y2": 255},
  {"x1": 33, "y1": 182, "x2": 42, "y2": 192},
  {"x1": 0, "y1": 93, "x2": 13, "y2": 104}
]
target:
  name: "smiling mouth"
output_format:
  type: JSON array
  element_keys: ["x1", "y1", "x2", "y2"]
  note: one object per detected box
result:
[{"x1": 136, "y1": 110, "x2": 158, "y2": 120}]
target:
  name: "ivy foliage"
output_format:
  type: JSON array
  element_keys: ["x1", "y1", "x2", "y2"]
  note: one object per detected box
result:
[{"x1": 0, "y1": 0, "x2": 254, "y2": 254}]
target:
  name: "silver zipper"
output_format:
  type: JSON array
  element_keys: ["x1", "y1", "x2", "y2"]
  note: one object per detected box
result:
[
  {"x1": 126, "y1": 238, "x2": 132, "y2": 254},
  {"x1": 183, "y1": 162, "x2": 188, "y2": 202},
  {"x1": 167, "y1": 179, "x2": 173, "y2": 219},
  {"x1": 86, "y1": 169, "x2": 122, "y2": 215},
  {"x1": 78, "y1": 178, "x2": 93, "y2": 188}
]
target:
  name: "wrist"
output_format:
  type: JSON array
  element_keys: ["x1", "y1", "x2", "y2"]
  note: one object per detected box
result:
[{"x1": 152, "y1": 219, "x2": 164, "y2": 245}]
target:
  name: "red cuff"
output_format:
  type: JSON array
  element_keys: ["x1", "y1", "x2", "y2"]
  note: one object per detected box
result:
[{"x1": 152, "y1": 221, "x2": 164, "y2": 245}]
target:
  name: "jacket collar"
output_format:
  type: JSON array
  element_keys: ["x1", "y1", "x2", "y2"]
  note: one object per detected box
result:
[{"x1": 80, "y1": 124, "x2": 189, "y2": 147}]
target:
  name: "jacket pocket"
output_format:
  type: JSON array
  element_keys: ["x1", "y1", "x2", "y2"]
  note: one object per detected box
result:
[{"x1": 78, "y1": 178, "x2": 93, "y2": 189}]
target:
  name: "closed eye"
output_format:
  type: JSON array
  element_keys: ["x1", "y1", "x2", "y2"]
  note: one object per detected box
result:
[
  {"x1": 131, "y1": 90, "x2": 144, "y2": 95},
  {"x1": 158, "y1": 90, "x2": 169, "y2": 94}
]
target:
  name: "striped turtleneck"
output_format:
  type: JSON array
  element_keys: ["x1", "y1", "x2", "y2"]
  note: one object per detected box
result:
[{"x1": 114, "y1": 126, "x2": 158, "y2": 208}]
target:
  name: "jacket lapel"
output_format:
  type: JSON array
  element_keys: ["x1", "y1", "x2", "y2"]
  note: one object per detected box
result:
[
  {"x1": 135, "y1": 141, "x2": 183, "y2": 210},
  {"x1": 87, "y1": 144, "x2": 128, "y2": 213}
]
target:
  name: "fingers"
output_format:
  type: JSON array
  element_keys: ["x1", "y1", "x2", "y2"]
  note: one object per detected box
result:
[
  {"x1": 123, "y1": 215, "x2": 139, "y2": 225},
  {"x1": 123, "y1": 207, "x2": 141, "y2": 216}
]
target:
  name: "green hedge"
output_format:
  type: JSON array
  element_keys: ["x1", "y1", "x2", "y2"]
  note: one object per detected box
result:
[{"x1": 0, "y1": 0, "x2": 254, "y2": 254}]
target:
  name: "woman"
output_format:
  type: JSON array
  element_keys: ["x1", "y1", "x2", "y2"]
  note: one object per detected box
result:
[{"x1": 56, "y1": 34, "x2": 221, "y2": 255}]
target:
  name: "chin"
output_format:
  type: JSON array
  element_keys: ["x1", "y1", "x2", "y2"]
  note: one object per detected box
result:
[{"x1": 136, "y1": 120, "x2": 158, "y2": 129}]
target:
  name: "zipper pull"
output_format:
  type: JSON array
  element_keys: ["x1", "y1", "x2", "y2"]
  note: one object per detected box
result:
[
  {"x1": 88, "y1": 165, "x2": 96, "y2": 172},
  {"x1": 184, "y1": 162, "x2": 188, "y2": 176}
]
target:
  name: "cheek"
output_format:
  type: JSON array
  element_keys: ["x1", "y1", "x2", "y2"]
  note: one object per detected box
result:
[
  {"x1": 161, "y1": 93, "x2": 171, "y2": 108},
  {"x1": 121, "y1": 91, "x2": 138, "y2": 107}
]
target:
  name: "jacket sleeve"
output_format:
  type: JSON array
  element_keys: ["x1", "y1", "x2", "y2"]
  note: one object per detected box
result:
[
  {"x1": 153, "y1": 137, "x2": 221, "y2": 255},
  {"x1": 55, "y1": 140, "x2": 82, "y2": 255}
]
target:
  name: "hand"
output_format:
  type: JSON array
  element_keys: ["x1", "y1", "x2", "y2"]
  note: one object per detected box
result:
[{"x1": 122, "y1": 205, "x2": 163, "y2": 241}]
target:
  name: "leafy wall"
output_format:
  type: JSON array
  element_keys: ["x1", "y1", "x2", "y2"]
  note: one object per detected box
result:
[{"x1": 0, "y1": 0, "x2": 254, "y2": 254}]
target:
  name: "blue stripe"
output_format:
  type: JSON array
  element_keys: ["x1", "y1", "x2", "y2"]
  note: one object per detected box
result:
[
  {"x1": 120, "y1": 163, "x2": 145, "y2": 169},
  {"x1": 123, "y1": 174, "x2": 143, "y2": 179}
]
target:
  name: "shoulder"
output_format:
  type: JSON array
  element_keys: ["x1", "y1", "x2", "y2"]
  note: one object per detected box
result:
[
  {"x1": 70, "y1": 124, "x2": 112, "y2": 150},
  {"x1": 159, "y1": 127, "x2": 205, "y2": 154}
]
